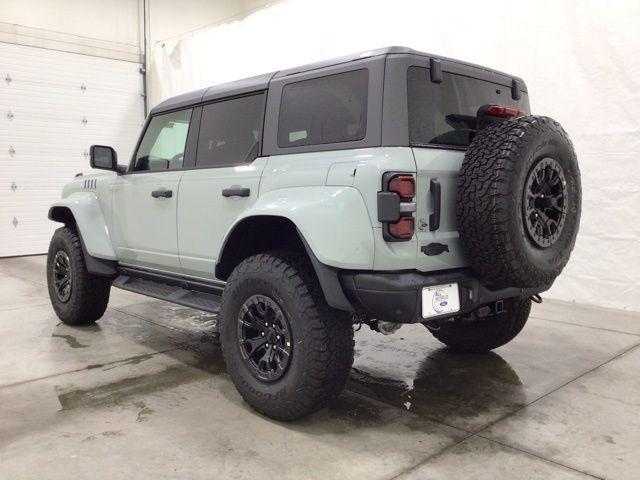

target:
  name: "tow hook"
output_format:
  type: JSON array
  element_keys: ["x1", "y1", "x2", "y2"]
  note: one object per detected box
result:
[
  {"x1": 530, "y1": 294, "x2": 543, "y2": 304},
  {"x1": 423, "y1": 319, "x2": 440, "y2": 331}
]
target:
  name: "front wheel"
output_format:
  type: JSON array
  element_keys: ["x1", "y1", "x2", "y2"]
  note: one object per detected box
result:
[
  {"x1": 424, "y1": 297, "x2": 531, "y2": 353},
  {"x1": 47, "y1": 226, "x2": 111, "y2": 325},
  {"x1": 219, "y1": 252, "x2": 354, "y2": 421}
]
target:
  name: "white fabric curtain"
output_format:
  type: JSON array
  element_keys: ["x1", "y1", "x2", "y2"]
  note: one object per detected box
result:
[{"x1": 150, "y1": 0, "x2": 640, "y2": 312}]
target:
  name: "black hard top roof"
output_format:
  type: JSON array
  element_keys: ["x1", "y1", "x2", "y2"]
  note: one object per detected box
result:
[{"x1": 150, "y1": 46, "x2": 524, "y2": 115}]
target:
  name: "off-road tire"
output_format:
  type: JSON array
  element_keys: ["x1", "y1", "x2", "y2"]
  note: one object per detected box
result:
[
  {"x1": 425, "y1": 297, "x2": 531, "y2": 353},
  {"x1": 219, "y1": 252, "x2": 354, "y2": 421},
  {"x1": 47, "y1": 226, "x2": 111, "y2": 325},
  {"x1": 457, "y1": 116, "x2": 581, "y2": 288}
]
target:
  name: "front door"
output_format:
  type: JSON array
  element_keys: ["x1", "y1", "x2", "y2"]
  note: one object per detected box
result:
[
  {"x1": 178, "y1": 93, "x2": 266, "y2": 280},
  {"x1": 111, "y1": 108, "x2": 193, "y2": 274}
]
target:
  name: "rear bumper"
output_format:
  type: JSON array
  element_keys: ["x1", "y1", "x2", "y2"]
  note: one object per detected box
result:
[{"x1": 340, "y1": 269, "x2": 549, "y2": 323}]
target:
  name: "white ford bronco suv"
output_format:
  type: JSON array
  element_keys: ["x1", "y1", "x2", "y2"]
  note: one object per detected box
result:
[{"x1": 47, "y1": 47, "x2": 581, "y2": 420}]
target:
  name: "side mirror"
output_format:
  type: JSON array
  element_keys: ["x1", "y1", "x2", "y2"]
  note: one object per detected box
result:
[{"x1": 90, "y1": 145, "x2": 118, "y2": 171}]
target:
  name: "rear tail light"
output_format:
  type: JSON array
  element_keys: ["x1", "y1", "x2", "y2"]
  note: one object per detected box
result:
[
  {"x1": 377, "y1": 173, "x2": 416, "y2": 241},
  {"x1": 388, "y1": 217, "x2": 415, "y2": 240},
  {"x1": 483, "y1": 104, "x2": 526, "y2": 118},
  {"x1": 388, "y1": 174, "x2": 415, "y2": 201}
]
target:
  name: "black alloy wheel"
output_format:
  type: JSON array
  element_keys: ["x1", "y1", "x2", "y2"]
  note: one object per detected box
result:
[
  {"x1": 523, "y1": 157, "x2": 568, "y2": 248},
  {"x1": 237, "y1": 294, "x2": 293, "y2": 382},
  {"x1": 219, "y1": 252, "x2": 354, "y2": 420},
  {"x1": 53, "y1": 250, "x2": 73, "y2": 302}
]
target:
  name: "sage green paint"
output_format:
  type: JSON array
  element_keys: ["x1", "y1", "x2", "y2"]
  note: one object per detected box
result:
[
  {"x1": 50, "y1": 146, "x2": 469, "y2": 279},
  {"x1": 412, "y1": 147, "x2": 467, "y2": 272},
  {"x1": 234, "y1": 185, "x2": 375, "y2": 269},
  {"x1": 177, "y1": 158, "x2": 267, "y2": 280},
  {"x1": 50, "y1": 189, "x2": 117, "y2": 260},
  {"x1": 110, "y1": 170, "x2": 184, "y2": 274},
  {"x1": 348, "y1": 147, "x2": 467, "y2": 271}
]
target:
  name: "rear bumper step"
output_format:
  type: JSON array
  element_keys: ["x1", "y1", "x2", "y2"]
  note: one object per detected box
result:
[{"x1": 340, "y1": 269, "x2": 549, "y2": 324}]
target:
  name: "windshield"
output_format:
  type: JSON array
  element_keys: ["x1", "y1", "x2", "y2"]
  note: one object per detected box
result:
[{"x1": 407, "y1": 67, "x2": 529, "y2": 148}]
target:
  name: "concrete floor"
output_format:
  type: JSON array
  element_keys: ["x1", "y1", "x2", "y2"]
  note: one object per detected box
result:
[{"x1": 1, "y1": 256, "x2": 639, "y2": 480}]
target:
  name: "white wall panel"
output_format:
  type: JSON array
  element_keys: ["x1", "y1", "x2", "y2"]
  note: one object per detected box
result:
[
  {"x1": 0, "y1": 0, "x2": 140, "y2": 45},
  {"x1": 149, "y1": 0, "x2": 640, "y2": 312},
  {"x1": 0, "y1": 42, "x2": 144, "y2": 256}
]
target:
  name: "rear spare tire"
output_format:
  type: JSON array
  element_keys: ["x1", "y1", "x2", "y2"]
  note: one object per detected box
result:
[{"x1": 457, "y1": 116, "x2": 581, "y2": 288}]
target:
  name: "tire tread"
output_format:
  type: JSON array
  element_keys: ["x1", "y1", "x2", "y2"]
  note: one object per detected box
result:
[
  {"x1": 457, "y1": 116, "x2": 580, "y2": 288},
  {"x1": 220, "y1": 251, "x2": 354, "y2": 421},
  {"x1": 47, "y1": 226, "x2": 110, "y2": 325}
]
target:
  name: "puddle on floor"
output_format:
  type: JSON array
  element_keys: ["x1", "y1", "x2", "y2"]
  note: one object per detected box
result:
[
  {"x1": 56, "y1": 364, "x2": 210, "y2": 411},
  {"x1": 349, "y1": 326, "x2": 526, "y2": 429},
  {"x1": 52, "y1": 301, "x2": 525, "y2": 431},
  {"x1": 117, "y1": 301, "x2": 218, "y2": 337},
  {"x1": 51, "y1": 333, "x2": 89, "y2": 349}
]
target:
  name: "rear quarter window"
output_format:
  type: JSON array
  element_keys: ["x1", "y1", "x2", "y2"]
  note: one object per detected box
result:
[
  {"x1": 407, "y1": 66, "x2": 529, "y2": 148},
  {"x1": 277, "y1": 69, "x2": 368, "y2": 148}
]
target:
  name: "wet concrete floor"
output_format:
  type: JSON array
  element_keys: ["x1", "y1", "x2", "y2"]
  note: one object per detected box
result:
[{"x1": 1, "y1": 255, "x2": 639, "y2": 479}]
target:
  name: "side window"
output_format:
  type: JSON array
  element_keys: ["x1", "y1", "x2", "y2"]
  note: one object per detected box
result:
[
  {"x1": 196, "y1": 93, "x2": 266, "y2": 168},
  {"x1": 133, "y1": 109, "x2": 192, "y2": 172},
  {"x1": 277, "y1": 69, "x2": 368, "y2": 148}
]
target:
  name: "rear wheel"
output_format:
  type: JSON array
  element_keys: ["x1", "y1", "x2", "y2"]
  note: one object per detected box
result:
[
  {"x1": 424, "y1": 297, "x2": 531, "y2": 353},
  {"x1": 219, "y1": 252, "x2": 354, "y2": 421},
  {"x1": 47, "y1": 226, "x2": 111, "y2": 325}
]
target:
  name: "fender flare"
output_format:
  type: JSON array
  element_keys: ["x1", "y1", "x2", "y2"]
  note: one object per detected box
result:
[
  {"x1": 217, "y1": 186, "x2": 375, "y2": 312},
  {"x1": 233, "y1": 186, "x2": 374, "y2": 269},
  {"x1": 48, "y1": 193, "x2": 117, "y2": 277},
  {"x1": 298, "y1": 233, "x2": 354, "y2": 312}
]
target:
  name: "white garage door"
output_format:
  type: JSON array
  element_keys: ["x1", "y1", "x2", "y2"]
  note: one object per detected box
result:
[{"x1": 0, "y1": 42, "x2": 144, "y2": 257}]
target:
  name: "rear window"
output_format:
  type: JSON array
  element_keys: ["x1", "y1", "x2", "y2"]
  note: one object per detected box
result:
[
  {"x1": 407, "y1": 66, "x2": 529, "y2": 148},
  {"x1": 196, "y1": 93, "x2": 265, "y2": 168},
  {"x1": 278, "y1": 69, "x2": 368, "y2": 148}
]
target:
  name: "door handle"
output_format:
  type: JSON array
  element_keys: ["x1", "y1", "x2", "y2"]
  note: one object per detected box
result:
[
  {"x1": 151, "y1": 189, "x2": 173, "y2": 198},
  {"x1": 222, "y1": 187, "x2": 250, "y2": 198},
  {"x1": 429, "y1": 178, "x2": 441, "y2": 231}
]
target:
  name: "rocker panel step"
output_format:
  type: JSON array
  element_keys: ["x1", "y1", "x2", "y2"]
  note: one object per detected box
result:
[{"x1": 113, "y1": 275, "x2": 222, "y2": 314}]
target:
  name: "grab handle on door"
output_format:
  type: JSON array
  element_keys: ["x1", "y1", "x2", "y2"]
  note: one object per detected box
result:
[
  {"x1": 151, "y1": 189, "x2": 172, "y2": 198},
  {"x1": 222, "y1": 187, "x2": 250, "y2": 198},
  {"x1": 429, "y1": 178, "x2": 441, "y2": 231}
]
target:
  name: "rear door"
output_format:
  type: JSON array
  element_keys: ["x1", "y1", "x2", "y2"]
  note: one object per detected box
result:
[
  {"x1": 407, "y1": 66, "x2": 530, "y2": 272},
  {"x1": 110, "y1": 108, "x2": 192, "y2": 274},
  {"x1": 177, "y1": 93, "x2": 266, "y2": 280}
]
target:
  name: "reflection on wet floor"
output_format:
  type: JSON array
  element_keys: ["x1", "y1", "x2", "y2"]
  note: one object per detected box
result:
[
  {"x1": 56, "y1": 364, "x2": 209, "y2": 411},
  {"x1": 349, "y1": 348, "x2": 525, "y2": 428},
  {"x1": 100, "y1": 304, "x2": 217, "y2": 350},
  {"x1": 51, "y1": 333, "x2": 89, "y2": 349},
  {"x1": 5, "y1": 256, "x2": 640, "y2": 480},
  {"x1": 97, "y1": 302, "x2": 529, "y2": 432},
  {"x1": 46, "y1": 299, "x2": 639, "y2": 441},
  {"x1": 349, "y1": 326, "x2": 529, "y2": 431},
  {"x1": 116, "y1": 300, "x2": 219, "y2": 336},
  {"x1": 100, "y1": 305, "x2": 226, "y2": 374}
]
